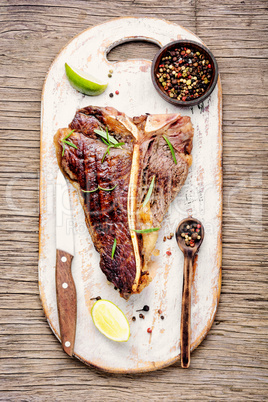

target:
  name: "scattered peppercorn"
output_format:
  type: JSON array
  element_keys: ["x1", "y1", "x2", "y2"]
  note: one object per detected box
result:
[
  {"x1": 132, "y1": 316, "x2": 136, "y2": 321},
  {"x1": 109, "y1": 93, "x2": 114, "y2": 97},
  {"x1": 156, "y1": 46, "x2": 213, "y2": 102},
  {"x1": 115, "y1": 90, "x2": 119, "y2": 95},
  {"x1": 166, "y1": 250, "x2": 172, "y2": 256},
  {"x1": 163, "y1": 236, "x2": 167, "y2": 242},
  {"x1": 137, "y1": 305, "x2": 150, "y2": 312},
  {"x1": 147, "y1": 328, "x2": 152, "y2": 333},
  {"x1": 108, "y1": 73, "x2": 112, "y2": 78},
  {"x1": 109, "y1": 69, "x2": 113, "y2": 73},
  {"x1": 90, "y1": 296, "x2": 101, "y2": 300},
  {"x1": 158, "y1": 309, "x2": 162, "y2": 314},
  {"x1": 161, "y1": 315, "x2": 165, "y2": 320},
  {"x1": 139, "y1": 313, "x2": 145, "y2": 319}
]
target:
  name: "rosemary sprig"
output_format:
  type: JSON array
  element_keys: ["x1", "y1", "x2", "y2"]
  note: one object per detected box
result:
[
  {"x1": 98, "y1": 184, "x2": 117, "y2": 192},
  {"x1": 163, "y1": 135, "x2": 177, "y2": 165},
  {"x1": 64, "y1": 140, "x2": 78, "y2": 149},
  {"x1": 131, "y1": 227, "x2": 160, "y2": 234},
  {"x1": 94, "y1": 127, "x2": 124, "y2": 163},
  {"x1": 81, "y1": 187, "x2": 98, "y2": 193},
  {"x1": 94, "y1": 127, "x2": 119, "y2": 145},
  {"x1": 106, "y1": 126, "x2": 109, "y2": 143},
  {"x1": 111, "y1": 238, "x2": 117, "y2": 259},
  {"x1": 81, "y1": 184, "x2": 117, "y2": 193},
  {"x1": 63, "y1": 129, "x2": 75, "y2": 141},
  {"x1": 101, "y1": 142, "x2": 125, "y2": 163},
  {"x1": 142, "y1": 175, "x2": 155, "y2": 208},
  {"x1": 61, "y1": 129, "x2": 77, "y2": 156},
  {"x1": 101, "y1": 137, "x2": 109, "y2": 146}
]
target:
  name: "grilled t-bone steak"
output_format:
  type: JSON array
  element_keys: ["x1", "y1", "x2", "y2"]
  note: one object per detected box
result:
[{"x1": 54, "y1": 106, "x2": 193, "y2": 298}]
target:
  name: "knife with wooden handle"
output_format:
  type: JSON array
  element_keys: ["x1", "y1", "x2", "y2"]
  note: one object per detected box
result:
[{"x1": 56, "y1": 170, "x2": 77, "y2": 356}]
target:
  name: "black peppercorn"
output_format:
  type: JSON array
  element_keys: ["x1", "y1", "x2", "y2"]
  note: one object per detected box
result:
[
  {"x1": 136, "y1": 305, "x2": 150, "y2": 312},
  {"x1": 156, "y1": 46, "x2": 212, "y2": 102}
]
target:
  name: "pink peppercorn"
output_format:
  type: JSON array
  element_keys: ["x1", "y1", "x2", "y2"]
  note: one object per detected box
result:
[
  {"x1": 147, "y1": 328, "x2": 152, "y2": 333},
  {"x1": 166, "y1": 250, "x2": 172, "y2": 256},
  {"x1": 115, "y1": 90, "x2": 119, "y2": 95}
]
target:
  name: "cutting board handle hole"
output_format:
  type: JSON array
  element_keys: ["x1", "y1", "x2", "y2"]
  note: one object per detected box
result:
[{"x1": 106, "y1": 39, "x2": 161, "y2": 63}]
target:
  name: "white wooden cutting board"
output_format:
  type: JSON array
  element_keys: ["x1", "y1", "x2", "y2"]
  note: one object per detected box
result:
[{"x1": 39, "y1": 17, "x2": 222, "y2": 373}]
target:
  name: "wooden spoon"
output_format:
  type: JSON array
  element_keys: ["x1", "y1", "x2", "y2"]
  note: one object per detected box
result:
[{"x1": 176, "y1": 217, "x2": 204, "y2": 368}]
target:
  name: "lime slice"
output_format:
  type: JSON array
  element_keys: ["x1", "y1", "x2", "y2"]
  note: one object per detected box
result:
[
  {"x1": 65, "y1": 63, "x2": 108, "y2": 96},
  {"x1": 91, "y1": 299, "x2": 130, "y2": 342}
]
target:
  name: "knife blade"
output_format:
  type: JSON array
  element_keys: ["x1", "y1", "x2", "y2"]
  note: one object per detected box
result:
[{"x1": 56, "y1": 170, "x2": 77, "y2": 356}]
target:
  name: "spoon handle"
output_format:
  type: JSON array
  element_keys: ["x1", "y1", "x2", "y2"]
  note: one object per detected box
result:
[{"x1": 181, "y1": 251, "x2": 193, "y2": 368}]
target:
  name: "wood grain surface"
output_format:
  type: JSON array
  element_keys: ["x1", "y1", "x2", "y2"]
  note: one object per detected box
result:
[
  {"x1": 0, "y1": 0, "x2": 267, "y2": 400},
  {"x1": 55, "y1": 249, "x2": 76, "y2": 357}
]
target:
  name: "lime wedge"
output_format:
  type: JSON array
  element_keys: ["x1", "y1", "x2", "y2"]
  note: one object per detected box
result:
[
  {"x1": 65, "y1": 63, "x2": 108, "y2": 96},
  {"x1": 91, "y1": 299, "x2": 130, "y2": 342}
]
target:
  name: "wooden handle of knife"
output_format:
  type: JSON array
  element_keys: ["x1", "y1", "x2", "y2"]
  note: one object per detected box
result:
[
  {"x1": 180, "y1": 251, "x2": 193, "y2": 368},
  {"x1": 56, "y1": 249, "x2": 77, "y2": 357}
]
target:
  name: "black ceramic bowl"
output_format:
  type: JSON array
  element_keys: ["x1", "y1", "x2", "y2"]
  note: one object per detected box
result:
[{"x1": 151, "y1": 40, "x2": 218, "y2": 107}]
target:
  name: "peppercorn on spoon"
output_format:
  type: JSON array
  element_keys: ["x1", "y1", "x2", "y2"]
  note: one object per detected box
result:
[{"x1": 176, "y1": 217, "x2": 204, "y2": 368}]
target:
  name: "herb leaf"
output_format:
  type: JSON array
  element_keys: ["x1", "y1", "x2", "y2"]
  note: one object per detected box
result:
[
  {"x1": 106, "y1": 127, "x2": 109, "y2": 143},
  {"x1": 81, "y1": 184, "x2": 117, "y2": 193},
  {"x1": 102, "y1": 146, "x2": 111, "y2": 163},
  {"x1": 111, "y1": 238, "x2": 117, "y2": 259},
  {"x1": 142, "y1": 175, "x2": 155, "y2": 208},
  {"x1": 163, "y1": 136, "x2": 177, "y2": 165},
  {"x1": 94, "y1": 127, "x2": 125, "y2": 163},
  {"x1": 81, "y1": 187, "x2": 98, "y2": 193},
  {"x1": 94, "y1": 128, "x2": 119, "y2": 145},
  {"x1": 63, "y1": 129, "x2": 75, "y2": 141},
  {"x1": 98, "y1": 184, "x2": 117, "y2": 192},
  {"x1": 64, "y1": 140, "x2": 78, "y2": 149},
  {"x1": 61, "y1": 129, "x2": 77, "y2": 156},
  {"x1": 100, "y1": 137, "x2": 109, "y2": 146},
  {"x1": 112, "y1": 142, "x2": 125, "y2": 148},
  {"x1": 132, "y1": 227, "x2": 160, "y2": 234}
]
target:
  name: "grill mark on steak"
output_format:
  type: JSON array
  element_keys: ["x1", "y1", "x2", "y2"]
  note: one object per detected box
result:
[
  {"x1": 54, "y1": 106, "x2": 194, "y2": 297},
  {"x1": 54, "y1": 122, "x2": 136, "y2": 297}
]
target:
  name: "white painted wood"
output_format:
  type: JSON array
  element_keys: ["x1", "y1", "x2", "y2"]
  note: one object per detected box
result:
[{"x1": 39, "y1": 17, "x2": 222, "y2": 373}]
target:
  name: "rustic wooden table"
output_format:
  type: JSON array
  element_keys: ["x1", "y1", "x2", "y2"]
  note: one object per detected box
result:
[{"x1": 1, "y1": 1, "x2": 267, "y2": 400}]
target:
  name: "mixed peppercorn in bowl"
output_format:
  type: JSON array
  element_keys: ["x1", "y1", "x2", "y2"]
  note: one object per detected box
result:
[{"x1": 151, "y1": 40, "x2": 218, "y2": 107}]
